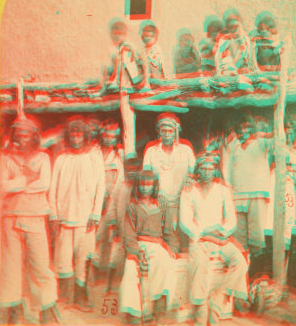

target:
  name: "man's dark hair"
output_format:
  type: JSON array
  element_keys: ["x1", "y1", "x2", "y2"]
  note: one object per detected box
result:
[
  {"x1": 132, "y1": 170, "x2": 159, "y2": 200},
  {"x1": 64, "y1": 117, "x2": 91, "y2": 148}
]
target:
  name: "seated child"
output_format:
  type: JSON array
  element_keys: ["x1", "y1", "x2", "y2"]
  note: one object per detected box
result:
[
  {"x1": 120, "y1": 170, "x2": 177, "y2": 325},
  {"x1": 249, "y1": 11, "x2": 283, "y2": 72},
  {"x1": 199, "y1": 15, "x2": 223, "y2": 73},
  {"x1": 139, "y1": 20, "x2": 167, "y2": 87},
  {"x1": 215, "y1": 8, "x2": 251, "y2": 76},
  {"x1": 99, "y1": 18, "x2": 145, "y2": 95},
  {"x1": 173, "y1": 28, "x2": 201, "y2": 77}
]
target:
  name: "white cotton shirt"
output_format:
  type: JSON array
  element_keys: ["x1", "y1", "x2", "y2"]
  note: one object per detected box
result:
[
  {"x1": 228, "y1": 137, "x2": 271, "y2": 197},
  {"x1": 143, "y1": 142, "x2": 196, "y2": 202},
  {"x1": 49, "y1": 147, "x2": 105, "y2": 226},
  {"x1": 180, "y1": 181, "x2": 237, "y2": 241}
]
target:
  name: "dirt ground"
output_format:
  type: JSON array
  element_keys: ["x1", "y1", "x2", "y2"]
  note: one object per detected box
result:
[{"x1": 52, "y1": 268, "x2": 296, "y2": 326}]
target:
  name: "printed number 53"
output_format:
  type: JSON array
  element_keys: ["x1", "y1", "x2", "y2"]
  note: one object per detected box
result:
[{"x1": 101, "y1": 299, "x2": 117, "y2": 315}]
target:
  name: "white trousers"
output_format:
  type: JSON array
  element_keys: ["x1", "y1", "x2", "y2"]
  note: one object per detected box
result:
[
  {"x1": 119, "y1": 241, "x2": 177, "y2": 317},
  {"x1": 0, "y1": 217, "x2": 57, "y2": 310},
  {"x1": 189, "y1": 240, "x2": 249, "y2": 306},
  {"x1": 54, "y1": 225, "x2": 95, "y2": 286}
]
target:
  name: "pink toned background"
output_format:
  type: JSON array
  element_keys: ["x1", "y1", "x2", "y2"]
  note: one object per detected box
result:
[{"x1": 1, "y1": 0, "x2": 296, "y2": 85}]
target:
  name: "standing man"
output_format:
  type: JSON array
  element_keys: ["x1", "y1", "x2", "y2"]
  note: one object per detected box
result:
[
  {"x1": 180, "y1": 151, "x2": 249, "y2": 326},
  {"x1": 226, "y1": 114, "x2": 273, "y2": 278},
  {"x1": 143, "y1": 113, "x2": 196, "y2": 253},
  {"x1": 105, "y1": 157, "x2": 143, "y2": 293},
  {"x1": 0, "y1": 117, "x2": 59, "y2": 324},
  {"x1": 94, "y1": 119, "x2": 124, "y2": 273},
  {"x1": 49, "y1": 117, "x2": 105, "y2": 312}
]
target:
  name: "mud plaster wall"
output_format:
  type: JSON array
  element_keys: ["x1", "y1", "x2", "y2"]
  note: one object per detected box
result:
[{"x1": 1, "y1": 0, "x2": 296, "y2": 84}]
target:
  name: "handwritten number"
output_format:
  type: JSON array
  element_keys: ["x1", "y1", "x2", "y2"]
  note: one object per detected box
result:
[
  {"x1": 101, "y1": 299, "x2": 117, "y2": 315},
  {"x1": 101, "y1": 299, "x2": 110, "y2": 314},
  {"x1": 111, "y1": 299, "x2": 117, "y2": 315}
]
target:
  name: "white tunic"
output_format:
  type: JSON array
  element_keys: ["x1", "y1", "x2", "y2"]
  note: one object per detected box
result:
[
  {"x1": 180, "y1": 181, "x2": 237, "y2": 241},
  {"x1": 49, "y1": 147, "x2": 105, "y2": 226},
  {"x1": 143, "y1": 142, "x2": 196, "y2": 202},
  {"x1": 227, "y1": 137, "x2": 272, "y2": 199}
]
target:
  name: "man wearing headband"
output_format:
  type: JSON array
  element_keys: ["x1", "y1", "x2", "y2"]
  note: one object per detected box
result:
[
  {"x1": 49, "y1": 117, "x2": 105, "y2": 312},
  {"x1": 226, "y1": 114, "x2": 273, "y2": 279},
  {"x1": 143, "y1": 113, "x2": 196, "y2": 253},
  {"x1": 93, "y1": 119, "x2": 124, "y2": 280},
  {"x1": 0, "y1": 118, "x2": 59, "y2": 324},
  {"x1": 180, "y1": 151, "x2": 249, "y2": 326}
]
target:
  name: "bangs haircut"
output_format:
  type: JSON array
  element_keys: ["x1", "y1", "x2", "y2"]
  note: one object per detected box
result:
[
  {"x1": 132, "y1": 170, "x2": 159, "y2": 200},
  {"x1": 64, "y1": 118, "x2": 91, "y2": 148},
  {"x1": 142, "y1": 25, "x2": 159, "y2": 38}
]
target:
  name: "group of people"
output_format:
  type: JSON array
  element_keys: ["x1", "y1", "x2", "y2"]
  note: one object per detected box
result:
[
  {"x1": 1, "y1": 104, "x2": 295, "y2": 326},
  {"x1": 98, "y1": 8, "x2": 284, "y2": 96}
]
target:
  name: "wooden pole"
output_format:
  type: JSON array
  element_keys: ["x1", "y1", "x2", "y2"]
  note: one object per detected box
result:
[
  {"x1": 273, "y1": 33, "x2": 291, "y2": 286},
  {"x1": 119, "y1": 47, "x2": 137, "y2": 159}
]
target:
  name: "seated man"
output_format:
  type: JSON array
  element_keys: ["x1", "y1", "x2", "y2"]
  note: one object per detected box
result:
[
  {"x1": 174, "y1": 28, "x2": 201, "y2": 77},
  {"x1": 215, "y1": 8, "x2": 251, "y2": 76},
  {"x1": 180, "y1": 151, "x2": 249, "y2": 326},
  {"x1": 120, "y1": 171, "x2": 177, "y2": 325}
]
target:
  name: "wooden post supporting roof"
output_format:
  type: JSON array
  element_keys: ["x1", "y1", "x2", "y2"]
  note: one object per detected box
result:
[{"x1": 273, "y1": 33, "x2": 291, "y2": 286}]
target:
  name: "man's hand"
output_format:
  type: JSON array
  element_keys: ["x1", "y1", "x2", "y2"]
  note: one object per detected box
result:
[
  {"x1": 22, "y1": 166, "x2": 39, "y2": 184},
  {"x1": 183, "y1": 175, "x2": 195, "y2": 191},
  {"x1": 203, "y1": 229, "x2": 225, "y2": 238},
  {"x1": 87, "y1": 219, "x2": 99, "y2": 233},
  {"x1": 49, "y1": 220, "x2": 61, "y2": 240},
  {"x1": 170, "y1": 251, "x2": 177, "y2": 259},
  {"x1": 138, "y1": 249, "x2": 148, "y2": 271}
]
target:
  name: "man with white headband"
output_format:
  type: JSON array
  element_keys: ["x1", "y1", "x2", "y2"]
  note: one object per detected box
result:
[
  {"x1": 0, "y1": 117, "x2": 59, "y2": 324},
  {"x1": 143, "y1": 113, "x2": 196, "y2": 253},
  {"x1": 180, "y1": 151, "x2": 249, "y2": 326}
]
